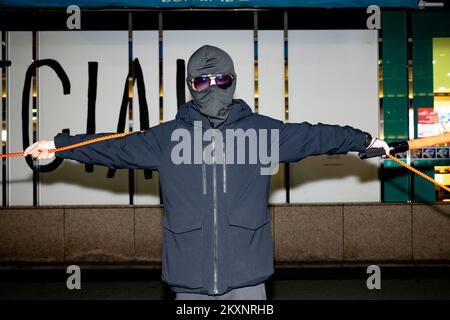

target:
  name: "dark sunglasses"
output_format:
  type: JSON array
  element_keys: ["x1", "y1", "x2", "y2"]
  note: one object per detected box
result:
[{"x1": 191, "y1": 74, "x2": 234, "y2": 92}]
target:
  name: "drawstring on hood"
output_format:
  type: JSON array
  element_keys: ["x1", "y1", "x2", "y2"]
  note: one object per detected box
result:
[
  {"x1": 176, "y1": 99, "x2": 253, "y2": 197},
  {"x1": 186, "y1": 45, "x2": 237, "y2": 129}
]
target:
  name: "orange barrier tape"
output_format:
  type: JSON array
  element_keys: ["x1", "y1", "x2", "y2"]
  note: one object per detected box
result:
[
  {"x1": 0, "y1": 130, "x2": 449, "y2": 195},
  {"x1": 387, "y1": 153, "x2": 450, "y2": 193}
]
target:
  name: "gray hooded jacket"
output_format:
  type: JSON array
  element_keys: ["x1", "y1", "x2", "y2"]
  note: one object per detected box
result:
[{"x1": 54, "y1": 98, "x2": 370, "y2": 295}]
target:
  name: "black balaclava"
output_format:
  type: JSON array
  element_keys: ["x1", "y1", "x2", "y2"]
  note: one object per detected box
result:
[{"x1": 187, "y1": 45, "x2": 237, "y2": 128}]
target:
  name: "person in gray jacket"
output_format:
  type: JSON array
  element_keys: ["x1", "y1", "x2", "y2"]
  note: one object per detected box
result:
[{"x1": 24, "y1": 45, "x2": 389, "y2": 300}]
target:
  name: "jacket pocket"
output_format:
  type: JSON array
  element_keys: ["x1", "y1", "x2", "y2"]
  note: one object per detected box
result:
[
  {"x1": 161, "y1": 213, "x2": 202, "y2": 234},
  {"x1": 226, "y1": 210, "x2": 274, "y2": 288},
  {"x1": 161, "y1": 213, "x2": 204, "y2": 289},
  {"x1": 228, "y1": 202, "x2": 271, "y2": 230}
]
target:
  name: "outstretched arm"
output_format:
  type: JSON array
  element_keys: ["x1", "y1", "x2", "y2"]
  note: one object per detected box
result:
[
  {"x1": 277, "y1": 121, "x2": 389, "y2": 163},
  {"x1": 23, "y1": 127, "x2": 163, "y2": 170}
]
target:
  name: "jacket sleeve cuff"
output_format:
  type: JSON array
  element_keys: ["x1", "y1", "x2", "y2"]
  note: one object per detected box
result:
[
  {"x1": 362, "y1": 132, "x2": 373, "y2": 149},
  {"x1": 354, "y1": 131, "x2": 371, "y2": 152},
  {"x1": 53, "y1": 132, "x2": 72, "y2": 158}
]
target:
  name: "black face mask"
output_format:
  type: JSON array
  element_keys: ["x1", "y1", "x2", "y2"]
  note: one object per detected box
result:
[{"x1": 186, "y1": 45, "x2": 237, "y2": 128}]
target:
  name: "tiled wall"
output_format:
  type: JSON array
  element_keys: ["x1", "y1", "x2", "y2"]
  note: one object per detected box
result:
[{"x1": 0, "y1": 204, "x2": 449, "y2": 265}]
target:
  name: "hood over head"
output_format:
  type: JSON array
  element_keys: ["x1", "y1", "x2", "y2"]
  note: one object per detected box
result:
[{"x1": 186, "y1": 45, "x2": 237, "y2": 128}]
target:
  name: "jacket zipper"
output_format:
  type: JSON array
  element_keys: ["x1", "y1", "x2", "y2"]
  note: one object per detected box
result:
[
  {"x1": 212, "y1": 135, "x2": 219, "y2": 295},
  {"x1": 222, "y1": 140, "x2": 227, "y2": 194}
]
